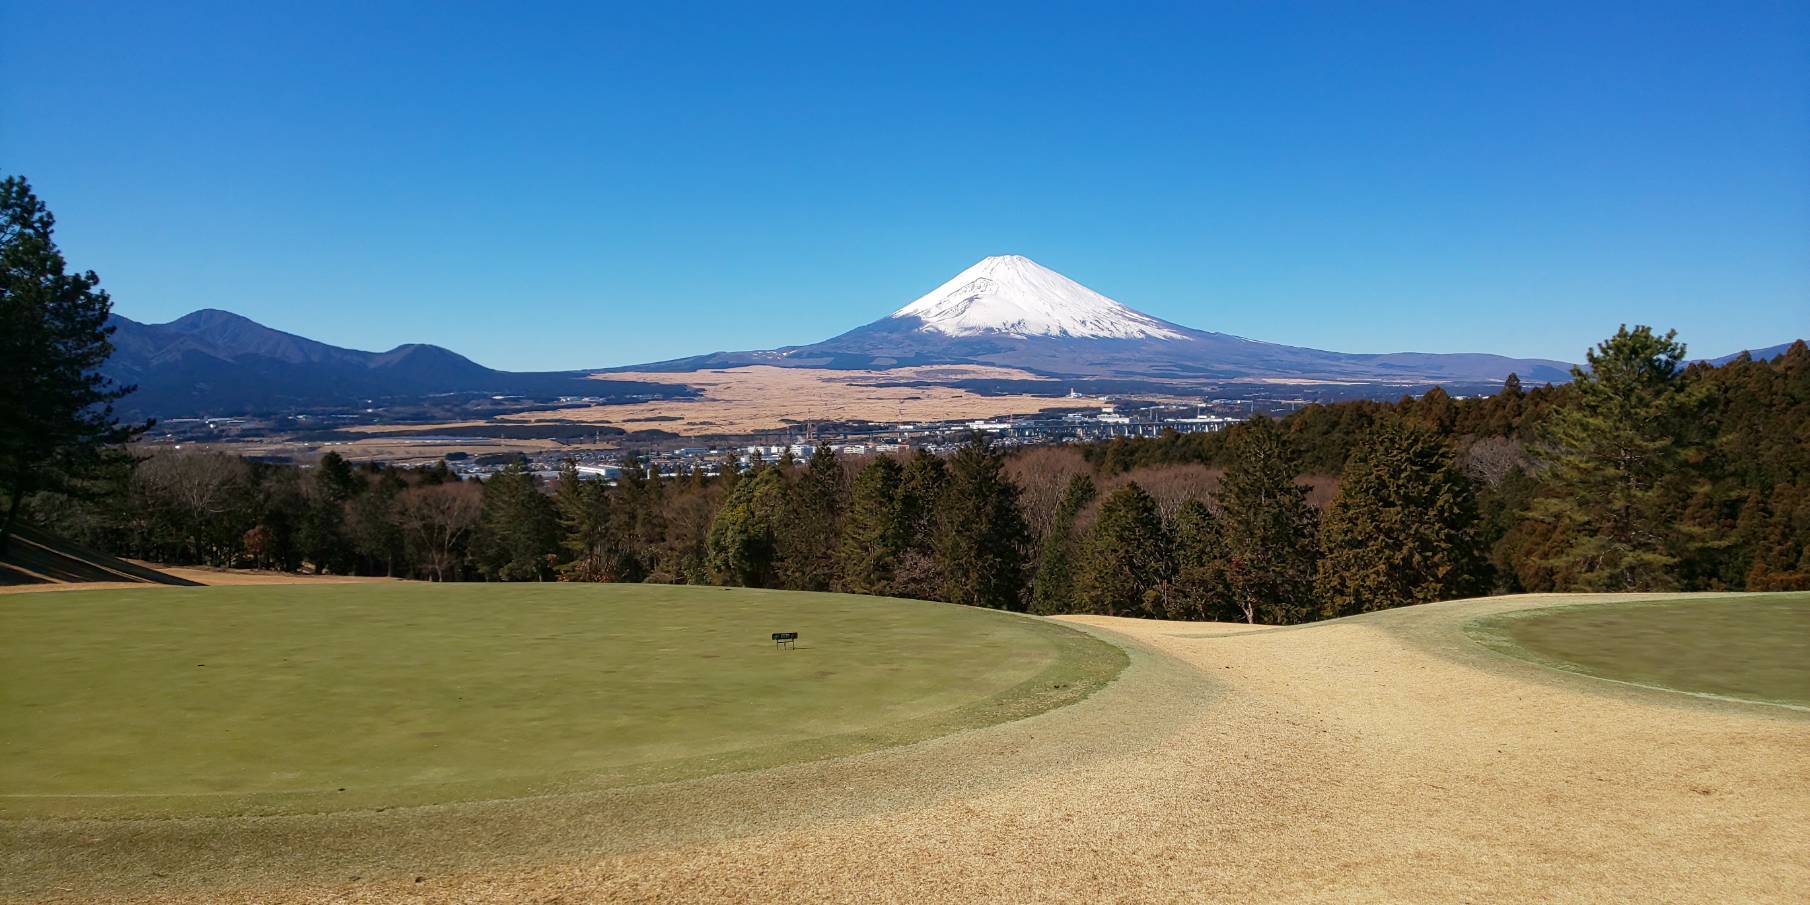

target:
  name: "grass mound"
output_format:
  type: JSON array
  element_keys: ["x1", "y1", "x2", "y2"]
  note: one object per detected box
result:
[
  {"x1": 1467, "y1": 593, "x2": 1810, "y2": 709},
  {"x1": 0, "y1": 584, "x2": 1124, "y2": 818}
]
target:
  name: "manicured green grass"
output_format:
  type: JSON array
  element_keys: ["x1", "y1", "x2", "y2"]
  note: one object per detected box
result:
[
  {"x1": 1468, "y1": 593, "x2": 1810, "y2": 708},
  {"x1": 0, "y1": 584, "x2": 1124, "y2": 818}
]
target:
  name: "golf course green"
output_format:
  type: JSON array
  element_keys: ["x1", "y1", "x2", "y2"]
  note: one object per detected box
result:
[
  {"x1": 0, "y1": 584, "x2": 1125, "y2": 819},
  {"x1": 1468, "y1": 593, "x2": 1810, "y2": 708}
]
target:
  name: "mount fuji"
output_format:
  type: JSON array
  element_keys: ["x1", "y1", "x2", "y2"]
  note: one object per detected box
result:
[{"x1": 625, "y1": 255, "x2": 1575, "y2": 385}]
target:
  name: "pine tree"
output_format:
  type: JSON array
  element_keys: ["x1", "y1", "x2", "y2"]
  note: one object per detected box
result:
[
  {"x1": 898, "y1": 449, "x2": 946, "y2": 543},
  {"x1": 837, "y1": 456, "x2": 905, "y2": 594},
  {"x1": 1530, "y1": 325, "x2": 1698, "y2": 590},
  {"x1": 1170, "y1": 499, "x2": 1234, "y2": 620},
  {"x1": 892, "y1": 449, "x2": 949, "y2": 599},
  {"x1": 1317, "y1": 417, "x2": 1486, "y2": 616},
  {"x1": 1216, "y1": 417, "x2": 1320, "y2": 624},
  {"x1": 1075, "y1": 482, "x2": 1172, "y2": 617},
  {"x1": 475, "y1": 463, "x2": 558, "y2": 580},
  {"x1": 297, "y1": 451, "x2": 358, "y2": 573},
  {"x1": 605, "y1": 452, "x2": 659, "y2": 580},
  {"x1": 0, "y1": 176, "x2": 146, "y2": 551},
  {"x1": 554, "y1": 460, "x2": 612, "y2": 580},
  {"x1": 933, "y1": 433, "x2": 1029, "y2": 610},
  {"x1": 778, "y1": 444, "x2": 844, "y2": 590},
  {"x1": 636, "y1": 458, "x2": 670, "y2": 576},
  {"x1": 1030, "y1": 474, "x2": 1095, "y2": 614}
]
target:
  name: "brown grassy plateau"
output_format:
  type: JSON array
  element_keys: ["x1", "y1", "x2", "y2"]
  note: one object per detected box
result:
[{"x1": 499, "y1": 364, "x2": 1081, "y2": 435}]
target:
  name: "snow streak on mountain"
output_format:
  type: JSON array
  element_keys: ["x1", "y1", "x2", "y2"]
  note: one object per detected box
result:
[{"x1": 889, "y1": 254, "x2": 1186, "y2": 340}]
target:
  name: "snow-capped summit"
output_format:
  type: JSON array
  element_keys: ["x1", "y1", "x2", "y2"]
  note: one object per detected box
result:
[
  {"x1": 622, "y1": 254, "x2": 1577, "y2": 385},
  {"x1": 889, "y1": 255, "x2": 1186, "y2": 341}
]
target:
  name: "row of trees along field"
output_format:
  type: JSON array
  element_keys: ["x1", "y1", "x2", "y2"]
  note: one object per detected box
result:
[
  {"x1": 8, "y1": 174, "x2": 1809, "y2": 619},
  {"x1": 23, "y1": 325, "x2": 1810, "y2": 621}
]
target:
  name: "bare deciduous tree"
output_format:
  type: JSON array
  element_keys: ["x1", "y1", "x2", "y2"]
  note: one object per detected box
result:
[
  {"x1": 1462, "y1": 436, "x2": 1528, "y2": 487},
  {"x1": 132, "y1": 452, "x2": 253, "y2": 565},
  {"x1": 1006, "y1": 446, "x2": 1093, "y2": 539},
  {"x1": 397, "y1": 481, "x2": 481, "y2": 581}
]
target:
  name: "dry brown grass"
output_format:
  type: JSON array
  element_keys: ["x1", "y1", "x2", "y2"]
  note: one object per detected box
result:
[
  {"x1": 8, "y1": 593, "x2": 1806, "y2": 903},
  {"x1": 490, "y1": 365, "x2": 1081, "y2": 435}
]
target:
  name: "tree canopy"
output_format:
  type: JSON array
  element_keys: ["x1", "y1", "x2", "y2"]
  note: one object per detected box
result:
[
  {"x1": 0, "y1": 176, "x2": 144, "y2": 550},
  {"x1": 1317, "y1": 417, "x2": 1485, "y2": 616}
]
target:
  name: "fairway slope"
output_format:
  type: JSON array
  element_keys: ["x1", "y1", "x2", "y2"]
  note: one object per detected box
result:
[{"x1": 4, "y1": 592, "x2": 1807, "y2": 904}]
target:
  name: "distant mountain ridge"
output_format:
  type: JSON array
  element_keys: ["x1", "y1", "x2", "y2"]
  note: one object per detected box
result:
[
  {"x1": 103, "y1": 310, "x2": 673, "y2": 417},
  {"x1": 619, "y1": 255, "x2": 1580, "y2": 385},
  {"x1": 104, "y1": 267, "x2": 1799, "y2": 419},
  {"x1": 1704, "y1": 342, "x2": 1803, "y2": 366}
]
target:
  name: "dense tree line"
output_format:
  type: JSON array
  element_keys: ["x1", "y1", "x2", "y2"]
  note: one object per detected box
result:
[
  {"x1": 1084, "y1": 327, "x2": 1810, "y2": 598},
  {"x1": 23, "y1": 326, "x2": 1810, "y2": 620}
]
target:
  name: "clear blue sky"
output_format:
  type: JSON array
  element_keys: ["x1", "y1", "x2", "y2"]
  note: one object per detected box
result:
[{"x1": 4, "y1": 1, "x2": 1805, "y2": 370}]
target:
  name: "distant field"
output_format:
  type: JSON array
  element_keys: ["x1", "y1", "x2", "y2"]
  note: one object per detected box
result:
[
  {"x1": 0, "y1": 584, "x2": 1124, "y2": 819},
  {"x1": 1467, "y1": 593, "x2": 1810, "y2": 708},
  {"x1": 497, "y1": 364, "x2": 1081, "y2": 434}
]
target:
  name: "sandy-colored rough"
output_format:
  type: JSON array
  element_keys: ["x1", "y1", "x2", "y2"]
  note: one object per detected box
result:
[{"x1": 7, "y1": 593, "x2": 1807, "y2": 903}]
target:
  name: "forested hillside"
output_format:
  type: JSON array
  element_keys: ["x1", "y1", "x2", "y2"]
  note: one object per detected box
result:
[{"x1": 29, "y1": 329, "x2": 1810, "y2": 623}]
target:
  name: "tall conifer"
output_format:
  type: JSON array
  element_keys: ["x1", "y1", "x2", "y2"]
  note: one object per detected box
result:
[
  {"x1": 1030, "y1": 474, "x2": 1095, "y2": 614},
  {"x1": 1075, "y1": 482, "x2": 1172, "y2": 617},
  {"x1": 1216, "y1": 417, "x2": 1319, "y2": 624},
  {"x1": 1317, "y1": 417, "x2": 1486, "y2": 616},
  {"x1": 837, "y1": 457, "x2": 905, "y2": 594},
  {"x1": 1530, "y1": 325, "x2": 1698, "y2": 589},
  {"x1": 933, "y1": 434, "x2": 1029, "y2": 610}
]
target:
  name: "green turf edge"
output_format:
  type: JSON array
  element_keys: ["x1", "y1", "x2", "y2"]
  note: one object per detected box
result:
[
  {"x1": 0, "y1": 610, "x2": 1128, "y2": 821},
  {"x1": 1461, "y1": 595, "x2": 1810, "y2": 713}
]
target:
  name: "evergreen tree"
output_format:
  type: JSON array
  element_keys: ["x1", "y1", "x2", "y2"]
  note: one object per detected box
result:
[
  {"x1": 892, "y1": 449, "x2": 949, "y2": 599},
  {"x1": 636, "y1": 458, "x2": 671, "y2": 576},
  {"x1": 778, "y1": 444, "x2": 845, "y2": 590},
  {"x1": 837, "y1": 456, "x2": 905, "y2": 594},
  {"x1": 705, "y1": 466, "x2": 787, "y2": 586},
  {"x1": 297, "y1": 451, "x2": 358, "y2": 573},
  {"x1": 607, "y1": 453, "x2": 656, "y2": 580},
  {"x1": 1030, "y1": 474, "x2": 1095, "y2": 614},
  {"x1": 897, "y1": 449, "x2": 946, "y2": 544},
  {"x1": 1170, "y1": 499, "x2": 1234, "y2": 620},
  {"x1": 933, "y1": 433, "x2": 1030, "y2": 610},
  {"x1": 1075, "y1": 482, "x2": 1172, "y2": 617},
  {"x1": 0, "y1": 176, "x2": 146, "y2": 551},
  {"x1": 1530, "y1": 325, "x2": 1698, "y2": 590},
  {"x1": 1216, "y1": 417, "x2": 1320, "y2": 624},
  {"x1": 1316, "y1": 417, "x2": 1486, "y2": 616},
  {"x1": 553, "y1": 460, "x2": 612, "y2": 580},
  {"x1": 475, "y1": 464, "x2": 558, "y2": 580}
]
